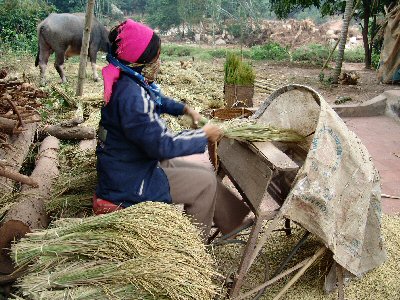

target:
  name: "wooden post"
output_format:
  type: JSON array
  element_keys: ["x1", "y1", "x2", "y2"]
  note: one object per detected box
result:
[{"x1": 76, "y1": 0, "x2": 96, "y2": 97}]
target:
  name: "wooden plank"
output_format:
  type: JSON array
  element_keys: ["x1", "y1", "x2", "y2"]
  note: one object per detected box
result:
[
  {"x1": 218, "y1": 138, "x2": 273, "y2": 210},
  {"x1": 249, "y1": 141, "x2": 299, "y2": 172}
]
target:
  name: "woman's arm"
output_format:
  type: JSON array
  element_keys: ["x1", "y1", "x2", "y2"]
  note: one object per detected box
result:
[
  {"x1": 119, "y1": 90, "x2": 209, "y2": 160},
  {"x1": 160, "y1": 96, "x2": 202, "y2": 126}
]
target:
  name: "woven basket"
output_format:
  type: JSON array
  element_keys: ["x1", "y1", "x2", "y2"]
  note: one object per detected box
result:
[
  {"x1": 211, "y1": 107, "x2": 253, "y2": 120},
  {"x1": 224, "y1": 83, "x2": 254, "y2": 108}
]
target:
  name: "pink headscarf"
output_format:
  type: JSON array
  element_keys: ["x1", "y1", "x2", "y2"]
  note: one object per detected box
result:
[{"x1": 102, "y1": 19, "x2": 154, "y2": 103}]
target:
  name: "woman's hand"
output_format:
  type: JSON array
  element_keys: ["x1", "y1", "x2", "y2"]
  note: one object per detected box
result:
[
  {"x1": 184, "y1": 105, "x2": 202, "y2": 128},
  {"x1": 203, "y1": 124, "x2": 223, "y2": 143}
]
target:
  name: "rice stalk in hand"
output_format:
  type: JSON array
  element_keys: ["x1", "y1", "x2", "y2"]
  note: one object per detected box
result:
[{"x1": 200, "y1": 117, "x2": 305, "y2": 143}]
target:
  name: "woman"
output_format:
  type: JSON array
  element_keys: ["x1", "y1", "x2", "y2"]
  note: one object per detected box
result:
[{"x1": 96, "y1": 19, "x2": 250, "y2": 240}]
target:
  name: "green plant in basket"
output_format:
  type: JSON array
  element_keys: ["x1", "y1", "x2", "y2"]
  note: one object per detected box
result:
[{"x1": 224, "y1": 52, "x2": 255, "y2": 86}]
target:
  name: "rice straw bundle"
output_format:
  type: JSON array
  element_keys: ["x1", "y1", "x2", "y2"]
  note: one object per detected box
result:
[
  {"x1": 13, "y1": 202, "x2": 219, "y2": 300},
  {"x1": 220, "y1": 119, "x2": 305, "y2": 142},
  {"x1": 200, "y1": 118, "x2": 305, "y2": 143}
]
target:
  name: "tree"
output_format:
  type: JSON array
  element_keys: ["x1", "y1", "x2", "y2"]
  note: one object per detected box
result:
[
  {"x1": 0, "y1": 0, "x2": 54, "y2": 52},
  {"x1": 145, "y1": 0, "x2": 181, "y2": 33},
  {"x1": 270, "y1": 0, "x2": 397, "y2": 69},
  {"x1": 332, "y1": 0, "x2": 353, "y2": 84},
  {"x1": 47, "y1": 0, "x2": 87, "y2": 13},
  {"x1": 177, "y1": 0, "x2": 205, "y2": 35},
  {"x1": 76, "y1": 0, "x2": 95, "y2": 96}
]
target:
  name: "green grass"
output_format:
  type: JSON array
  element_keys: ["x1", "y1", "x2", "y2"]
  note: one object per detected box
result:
[
  {"x1": 160, "y1": 44, "x2": 252, "y2": 61},
  {"x1": 292, "y1": 44, "x2": 331, "y2": 66},
  {"x1": 160, "y1": 42, "x2": 366, "y2": 67},
  {"x1": 250, "y1": 42, "x2": 290, "y2": 61}
]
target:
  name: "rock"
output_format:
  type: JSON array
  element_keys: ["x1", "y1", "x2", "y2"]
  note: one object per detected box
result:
[
  {"x1": 110, "y1": 4, "x2": 123, "y2": 18},
  {"x1": 215, "y1": 38, "x2": 226, "y2": 45},
  {"x1": 326, "y1": 29, "x2": 335, "y2": 36},
  {"x1": 195, "y1": 33, "x2": 201, "y2": 42}
]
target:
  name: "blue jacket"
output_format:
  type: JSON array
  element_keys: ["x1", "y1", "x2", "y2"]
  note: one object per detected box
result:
[{"x1": 96, "y1": 73, "x2": 208, "y2": 207}]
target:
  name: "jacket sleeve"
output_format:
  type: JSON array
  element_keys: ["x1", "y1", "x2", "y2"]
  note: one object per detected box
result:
[
  {"x1": 159, "y1": 95, "x2": 185, "y2": 116},
  {"x1": 119, "y1": 87, "x2": 207, "y2": 160}
]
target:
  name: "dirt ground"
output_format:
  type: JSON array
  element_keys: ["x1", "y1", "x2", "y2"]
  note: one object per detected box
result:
[{"x1": 251, "y1": 61, "x2": 398, "y2": 107}]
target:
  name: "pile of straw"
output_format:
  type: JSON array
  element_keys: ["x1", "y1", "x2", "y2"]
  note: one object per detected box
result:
[
  {"x1": 213, "y1": 215, "x2": 400, "y2": 299},
  {"x1": 45, "y1": 147, "x2": 96, "y2": 218},
  {"x1": 12, "y1": 202, "x2": 218, "y2": 300}
]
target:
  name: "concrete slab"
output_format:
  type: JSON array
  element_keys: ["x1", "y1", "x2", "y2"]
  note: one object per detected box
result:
[
  {"x1": 333, "y1": 89, "x2": 400, "y2": 123},
  {"x1": 343, "y1": 116, "x2": 400, "y2": 215},
  {"x1": 333, "y1": 94, "x2": 387, "y2": 117}
]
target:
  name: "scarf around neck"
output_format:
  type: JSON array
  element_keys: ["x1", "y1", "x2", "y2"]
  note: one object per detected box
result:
[{"x1": 102, "y1": 53, "x2": 163, "y2": 106}]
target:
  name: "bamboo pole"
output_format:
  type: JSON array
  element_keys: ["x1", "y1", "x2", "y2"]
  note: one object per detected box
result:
[
  {"x1": 272, "y1": 246, "x2": 327, "y2": 300},
  {"x1": 0, "y1": 166, "x2": 38, "y2": 187},
  {"x1": 76, "y1": 0, "x2": 96, "y2": 96},
  {"x1": 234, "y1": 258, "x2": 310, "y2": 300}
]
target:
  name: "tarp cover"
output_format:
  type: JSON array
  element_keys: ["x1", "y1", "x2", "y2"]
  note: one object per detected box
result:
[
  {"x1": 253, "y1": 84, "x2": 386, "y2": 277},
  {"x1": 377, "y1": 5, "x2": 400, "y2": 83}
]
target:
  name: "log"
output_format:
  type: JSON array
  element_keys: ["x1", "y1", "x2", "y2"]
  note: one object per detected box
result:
[
  {"x1": 79, "y1": 139, "x2": 97, "y2": 151},
  {"x1": 0, "y1": 221, "x2": 30, "y2": 275},
  {"x1": 0, "y1": 116, "x2": 19, "y2": 134},
  {"x1": 42, "y1": 124, "x2": 96, "y2": 140},
  {"x1": 0, "y1": 123, "x2": 37, "y2": 194},
  {"x1": 0, "y1": 136, "x2": 59, "y2": 275}
]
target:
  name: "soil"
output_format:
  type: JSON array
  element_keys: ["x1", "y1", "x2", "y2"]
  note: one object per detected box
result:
[{"x1": 251, "y1": 61, "x2": 398, "y2": 108}]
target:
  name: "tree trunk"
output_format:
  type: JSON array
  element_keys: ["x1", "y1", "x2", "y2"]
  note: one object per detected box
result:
[
  {"x1": 0, "y1": 136, "x2": 59, "y2": 275},
  {"x1": 0, "y1": 116, "x2": 20, "y2": 134},
  {"x1": 0, "y1": 123, "x2": 37, "y2": 194},
  {"x1": 332, "y1": 0, "x2": 354, "y2": 84},
  {"x1": 362, "y1": 0, "x2": 372, "y2": 69},
  {"x1": 76, "y1": 0, "x2": 96, "y2": 96},
  {"x1": 42, "y1": 125, "x2": 96, "y2": 140}
]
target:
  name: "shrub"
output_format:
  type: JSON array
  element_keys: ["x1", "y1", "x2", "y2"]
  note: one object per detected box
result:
[
  {"x1": 161, "y1": 44, "x2": 192, "y2": 57},
  {"x1": 224, "y1": 52, "x2": 255, "y2": 86},
  {"x1": 292, "y1": 44, "x2": 330, "y2": 66},
  {"x1": 250, "y1": 42, "x2": 290, "y2": 61},
  {"x1": 343, "y1": 47, "x2": 365, "y2": 63},
  {"x1": 0, "y1": 0, "x2": 54, "y2": 53},
  {"x1": 227, "y1": 23, "x2": 242, "y2": 38},
  {"x1": 371, "y1": 50, "x2": 380, "y2": 70}
]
